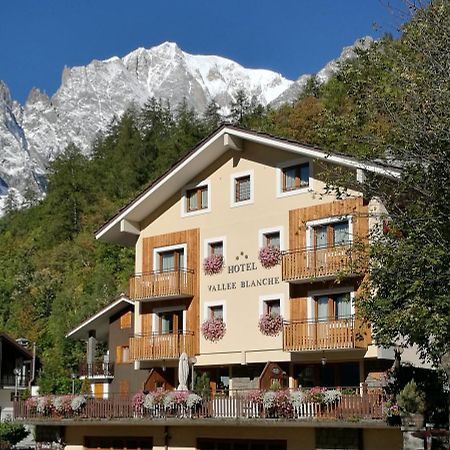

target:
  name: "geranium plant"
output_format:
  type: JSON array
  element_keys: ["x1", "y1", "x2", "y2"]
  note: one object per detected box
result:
[
  {"x1": 258, "y1": 313, "x2": 284, "y2": 336},
  {"x1": 258, "y1": 246, "x2": 281, "y2": 269},
  {"x1": 203, "y1": 254, "x2": 224, "y2": 275},
  {"x1": 201, "y1": 317, "x2": 226, "y2": 342}
]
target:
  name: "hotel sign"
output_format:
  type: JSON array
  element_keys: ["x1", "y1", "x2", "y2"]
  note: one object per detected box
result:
[{"x1": 207, "y1": 257, "x2": 280, "y2": 292}]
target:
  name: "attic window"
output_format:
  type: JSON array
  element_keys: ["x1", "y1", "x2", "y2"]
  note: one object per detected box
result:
[
  {"x1": 282, "y1": 163, "x2": 309, "y2": 191},
  {"x1": 277, "y1": 160, "x2": 310, "y2": 198},
  {"x1": 186, "y1": 185, "x2": 208, "y2": 212},
  {"x1": 181, "y1": 180, "x2": 211, "y2": 217},
  {"x1": 230, "y1": 170, "x2": 254, "y2": 207}
]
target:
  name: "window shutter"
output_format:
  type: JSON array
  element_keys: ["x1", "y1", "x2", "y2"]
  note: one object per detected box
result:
[{"x1": 115, "y1": 345, "x2": 122, "y2": 363}]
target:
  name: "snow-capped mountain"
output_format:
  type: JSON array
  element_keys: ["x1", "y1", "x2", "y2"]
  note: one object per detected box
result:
[{"x1": 0, "y1": 38, "x2": 372, "y2": 214}]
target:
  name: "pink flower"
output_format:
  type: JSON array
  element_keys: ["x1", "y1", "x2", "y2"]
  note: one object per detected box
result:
[
  {"x1": 258, "y1": 314, "x2": 284, "y2": 336},
  {"x1": 201, "y1": 317, "x2": 226, "y2": 342},
  {"x1": 203, "y1": 254, "x2": 224, "y2": 275},
  {"x1": 258, "y1": 246, "x2": 281, "y2": 269}
]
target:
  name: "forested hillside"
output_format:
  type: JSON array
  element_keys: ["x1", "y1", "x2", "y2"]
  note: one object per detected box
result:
[{"x1": 0, "y1": 1, "x2": 448, "y2": 392}]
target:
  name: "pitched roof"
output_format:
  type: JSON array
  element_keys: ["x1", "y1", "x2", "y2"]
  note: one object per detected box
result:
[
  {"x1": 95, "y1": 124, "x2": 401, "y2": 246},
  {"x1": 65, "y1": 294, "x2": 133, "y2": 341},
  {"x1": 0, "y1": 332, "x2": 33, "y2": 360}
]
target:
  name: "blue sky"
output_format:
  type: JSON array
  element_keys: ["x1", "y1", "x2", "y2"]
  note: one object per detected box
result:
[{"x1": 1, "y1": 1, "x2": 406, "y2": 104}]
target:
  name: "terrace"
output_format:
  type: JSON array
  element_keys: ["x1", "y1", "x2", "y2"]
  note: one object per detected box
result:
[{"x1": 14, "y1": 388, "x2": 385, "y2": 424}]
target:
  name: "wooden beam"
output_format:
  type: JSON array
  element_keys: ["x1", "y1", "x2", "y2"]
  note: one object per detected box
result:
[
  {"x1": 120, "y1": 219, "x2": 140, "y2": 235},
  {"x1": 224, "y1": 133, "x2": 243, "y2": 151}
]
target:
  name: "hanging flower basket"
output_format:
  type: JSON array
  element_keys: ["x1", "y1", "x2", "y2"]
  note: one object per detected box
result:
[
  {"x1": 258, "y1": 314, "x2": 284, "y2": 336},
  {"x1": 201, "y1": 317, "x2": 226, "y2": 342},
  {"x1": 258, "y1": 246, "x2": 281, "y2": 269},
  {"x1": 203, "y1": 254, "x2": 224, "y2": 275}
]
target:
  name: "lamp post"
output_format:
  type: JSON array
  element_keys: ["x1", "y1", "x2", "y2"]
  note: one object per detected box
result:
[
  {"x1": 13, "y1": 368, "x2": 21, "y2": 400},
  {"x1": 71, "y1": 372, "x2": 77, "y2": 394}
]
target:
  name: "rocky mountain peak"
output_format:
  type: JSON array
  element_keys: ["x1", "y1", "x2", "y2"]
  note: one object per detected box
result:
[
  {"x1": 0, "y1": 80, "x2": 12, "y2": 107},
  {"x1": 0, "y1": 38, "x2": 373, "y2": 215}
]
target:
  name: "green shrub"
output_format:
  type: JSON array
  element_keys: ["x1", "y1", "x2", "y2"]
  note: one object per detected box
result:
[{"x1": 397, "y1": 380, "x2": 425, "y2": 415}]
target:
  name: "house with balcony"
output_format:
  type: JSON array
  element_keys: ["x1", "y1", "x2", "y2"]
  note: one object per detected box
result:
[
  {"x1": 14, "y1": 126, "x2": 407, "y2": 450},
  {"x1": 0, "y1": 333, "x2": 33, "y2": 420}
]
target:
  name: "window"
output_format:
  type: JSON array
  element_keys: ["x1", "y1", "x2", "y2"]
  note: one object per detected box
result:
[
  {"x1": 85, "y1": 437, "x2": 152, "y2": 450},
  {"x1": 181, "y1": 180, "x2": 211, "y2": 217},
  {"x1": 235, "y1": 175, "x2": 251, "y2": 202},
  {"x1": 204, "y1": 301, "x2": 226, "y2": 323},
  {"x1": 312, "y1": 220, "x2": 351, "y2": 249},
  {"x1": 264, "y1": 231, "x2": 280, "y2": 249},
  {"x1": 263, "y1": 299, "x2": 280, "y2": 316},
  {"x1": 231, "y1": 171, "x2": 254, "y2": 207},
  {"x1": 158, "y1": 310, "x2": 183, "y2": 334},
  {"x1": 204, "y1": 236, "x2": 227, "y2": 261},
  {"x1": 186, "y1": 185, "x2": 208, "y2": 212},
  {"x1": 333, "y1": 221, "x2": 350, "y2": 246},
  {"x1": 154, "y1": 246, "x2": 186, "y2": 272},
  {"x1": 259, "y1": 294, "x2": 284, "y2": 317},
  {"x1": 282, "y1": 163, "x2": 309, "y2": 192},
  {"x1": 259, "y1": 227, "x2": 284, "y2": 252},
  {"x1": 198, "y1": 439, "x2": 286, "y2": 450},
  {"x1": 120, "y1": 311, "x2": 132, "y2": 329},
  {"x1": 314, "y1": 292, "x2": 352, "y2": 321},
  {"x1": 209, "y1": 241, "x2": 223, "y2": 256},
  {"x1": 115, "y1": 345, "x2": 130, "y2": 363},
  {"x1": 209, "y1": 305, "x2": 223, "y2": 320}
]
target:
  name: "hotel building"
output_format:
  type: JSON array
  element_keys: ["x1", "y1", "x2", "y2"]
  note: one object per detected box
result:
[{"x1": 15, "y1": 125, "x2": 405, "y2": 450}]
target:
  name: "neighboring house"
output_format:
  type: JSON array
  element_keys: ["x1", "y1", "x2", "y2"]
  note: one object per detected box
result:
[
  {"x1": 66, "y1": 295, "x2": 136, "y2": 398},
  {"x1": 15, "y1": 126, "x2": 407, "y2": 450},
  {"x1": 0, "y1": 333, "x2": 33, "y2": 420}
]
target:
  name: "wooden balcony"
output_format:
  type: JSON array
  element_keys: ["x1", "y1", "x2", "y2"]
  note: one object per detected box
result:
[
  {"x1": 283, "y1": 316, "x2": 371, "y2": 352},
  {"x1": 281, "y1": 244, "x2": 366, "y2": 283},
  {"x1": 13, "y1": 390, "x2": 384, "y2": 422},
  {"x1": 129, "y1": 269, "x2": 195, "y2": 301},
  {"x1": 129, "y1": 331, "x2": 195, "y2": 361},
  {"x1": 79, "y1": 361, "x2": 114, "y2": 378}
]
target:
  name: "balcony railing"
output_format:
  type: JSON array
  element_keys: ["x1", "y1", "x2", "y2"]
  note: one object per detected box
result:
[
  {"x1": 0, "y1": 374, "x2": 29, "y2": 388},
  {"x1": 281, "y1": 244, "x2": 366, "y2": 282},
  {"x1": 13, "y1": 390, "x2": 384, "y2": 422},
  {"x1": 283, "y1": 316, "x2": 371, "y2": 352},
  {"x1": 129, "y1": 331, "x2": 195, "y2": 361},
  {"x1": 79, "y1": 361, "x2": 114, "y2": 378},
  {"x1": 129, "y1": 269, "x2": 195, "y2": 300}
]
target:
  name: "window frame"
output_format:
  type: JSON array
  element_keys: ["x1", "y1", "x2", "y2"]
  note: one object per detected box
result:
[
  {"x1": 230, "y1": 170, "x2": 254, "y2": 208},
  {"x1": 306, "y1": 287, "x2": 355, "y2": 321},
  {"x1": 259, "y1": 294, "x2": 285, "y2": 317},
  {"x1": 203, "y1": 300, "x2": 227, "y2": 323},
  {"x1": 115, "y1": 345, "x2": 130, "y2": 364},
  {"x1": 306, "y1": 215, "x2": 353, "y2": 249},
  {"x1": 181, "y1": 179, "x2": 211, "y2": 217},
  {"x1": 153, "y1": 243, "x2": 187, "y2": 273},
  {"x1": 120, "y1": 310, "x2": 132, "y2": 329},
  {"x1": 152, "y1": 305, "x2": 187, "y2": 334},
  {"x1": 276, "y1": 158, "x2": 312, "y2": 198},
  {"x1": 203, "y1": 236, "x2": 227, "y2": 261},
  {"x1": 258, "y1": 226, "x2": 285, "y2": 251}
]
